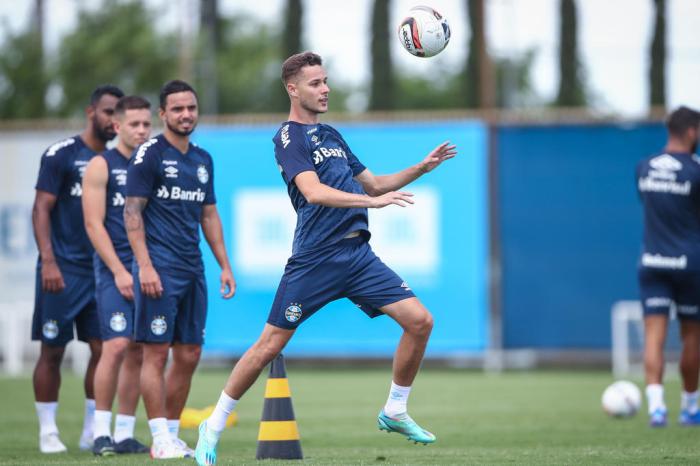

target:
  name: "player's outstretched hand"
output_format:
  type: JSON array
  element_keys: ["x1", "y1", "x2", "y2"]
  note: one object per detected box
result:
[
  {"x1": 420, "y1": 141, "x2": 457, "y2": 174},
  {"x1": 370, "y1": 191, "x2": 414, "y2": 208},
  {"x1": 139, "y1": 264, "x2": 163, "y2": 299},
  {"x1": 41, "y1": 260, "x2": 65, "y2": 293},
  {"x1": 115, "y1": 269, "x2": 135, "y2": 301},
  {"x1": 221, "y1": 268, "x2": 236, "y2": 299}
]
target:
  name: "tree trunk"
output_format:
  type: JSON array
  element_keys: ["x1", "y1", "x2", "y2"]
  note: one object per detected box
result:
[
  {"x1": 649, "y1": 0, "x2": 666, "y2": 108},
  {"x1": 369, "y1": 0, "x2": 394, "y2": 110},
  {"x1": 555, "y1": 0, "x2": 585, "y2": 106},
  {"x1": 464, "y1": 0, "x2": 494, "y2": 108},
  {"x1": 200, "y1": 0, "x2": 219, "y2": 114}
]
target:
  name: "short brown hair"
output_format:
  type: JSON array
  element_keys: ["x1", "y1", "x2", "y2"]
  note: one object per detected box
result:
[
  {"x1": 281, "y1": 52, "x2": 323, "y2": 84},
  {"x1": 115, "y1": 95, "x2": 151, "y2": 116}
]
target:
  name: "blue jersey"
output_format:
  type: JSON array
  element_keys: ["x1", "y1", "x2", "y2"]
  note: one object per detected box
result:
[
  {"x1": 94, "y1": 148, "x2": 132, "y2": 276},
  {"x1": 637, "y1": 152, "x2": 700, "y2": 271},
  {"x1": 126, "y1": 134, "x2": 216, "y2": 275},
  {"x1": 35, "y1": 135, "x2": 96, "y2": 274},
  {"x1": 273, "y1": 122, "x2": 368, "y2": 256}
]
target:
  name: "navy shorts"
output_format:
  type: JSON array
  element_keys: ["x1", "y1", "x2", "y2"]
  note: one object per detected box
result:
[
  {"x1": 268, "y1": 236, "x2": 415, "y2": 329},
  {"x1": 95, "y1": 270, "x2": 135, "y2": 340},
  {"x1": 31, "y1": 265, "x2": 100, "y2": 346},
  {"x1": 639, "y1": 267, "x2": 700, "y2": 320},
  {"x1": 133, "y1": 266, "x2": 207, "y2": 345}
]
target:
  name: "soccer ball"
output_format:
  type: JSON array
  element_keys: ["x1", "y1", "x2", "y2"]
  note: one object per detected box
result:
[
  {"x1": 398, "y1": 6, "x2": 451, "y2": 58},
  {"x1": 601, "y1": 381, "x2": 642, "y2": 417}
]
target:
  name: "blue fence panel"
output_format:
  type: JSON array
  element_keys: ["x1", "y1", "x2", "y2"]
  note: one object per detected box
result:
[
  {"x1": 497, "y1": 123, "x2": 666, "y2": 349},
  {"x1": 194, "y1": 120, "x2": 488, "y2": 357}
]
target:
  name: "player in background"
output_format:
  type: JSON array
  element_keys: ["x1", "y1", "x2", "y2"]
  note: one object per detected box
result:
[
  {"x1": 194, "y1": 52, "x2": 456, "y2": 466},
  {"x1": 124, "y1": 80, "x2": 236, "y2": 459},
  {"x1": 82, "y1": 96, "x2": 153, "y2": 456},
  {"x1": 31, "y1": 85, "x2": 124, "y2": 453},
  {"x1": 637, "y1": 106, "x2": 700, "y2": 427}
]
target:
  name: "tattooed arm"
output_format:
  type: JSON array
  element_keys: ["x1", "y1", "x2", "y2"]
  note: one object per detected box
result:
[{"x1": 124, "y1": 196, "x2": 162, "y2": 298}]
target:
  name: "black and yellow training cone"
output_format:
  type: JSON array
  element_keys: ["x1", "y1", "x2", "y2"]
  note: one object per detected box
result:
[{"x1": 256, "y1": 353, "x2": 303, "y2": 460}]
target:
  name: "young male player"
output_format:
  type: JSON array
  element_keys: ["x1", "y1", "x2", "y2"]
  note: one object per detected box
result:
[
  {"x1": 124, "y1": 80, "x2": 236, "y2": 459},
  {"x1": 32, "y1": 85, "x2": 124, "y2": 453},
  {"x1": 82, "y1": 95, "x2": 153, "y2": 455},
  {"x1": 637, "y1": 106, "x2": 700, "y2": 427},
  {"x1": 195, "y1": 52, "x2": 457, "y2": 465}
]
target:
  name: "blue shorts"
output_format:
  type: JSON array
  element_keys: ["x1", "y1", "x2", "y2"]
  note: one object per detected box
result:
[
  {"x1": 31, "y1": 265, "x2": 99, "y2": 346},
  {"x1": 95, "y1": 270, "x2": 135, "y2": 340},
  {"x1": 133, "y1": 266, "x2": 207, "y2": 345},
  {"x1": 268, "y1": 236, "x2": 415, "y2": 329},
  {"x1": 639, "y1": 268, "x2": 700, "y2": 320}
]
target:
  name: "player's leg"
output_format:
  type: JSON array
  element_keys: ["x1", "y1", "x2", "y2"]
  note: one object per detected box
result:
[
  {"x1": 112, "y1": 341, "x2": 148, "y2": 453},
  {"x1": 679, "y1": 319, "x2": 700, "y2": 425},
  {"x1": 165, "y1": 343, "x2": 202, "y2": 427}
]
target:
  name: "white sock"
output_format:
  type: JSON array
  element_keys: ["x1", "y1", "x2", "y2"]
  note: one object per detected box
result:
[
  {"x1": 167, "y1": 419, "x2": 180, "y2": 439},
  {"x1": 114, "y1": 414, "x2": 136, "y2": 443},
  {"x1": 383, "y1": 381, "x2": 412, "y2": 418},
  {"x1": 207, "y1": 391, "x2": 238, "y2": 434},
  {"x1": 82, "y1": 399, "x2": 96, "y2": 439},
  {"x1": 93, "y1": 410, "x2": 112, "y2": 439},
  {"x1": 148, "y1": 417, "x2": 170, "y2": 444},
  {"x1": 646, "y1": 384, "x2": 666, "y2": 414},
  {"x1": 35, "y1": 401, "x2": 59, "y2": 436},
  {"x1": 682, "y1": 390, "x2": 699, "y2": 414}
]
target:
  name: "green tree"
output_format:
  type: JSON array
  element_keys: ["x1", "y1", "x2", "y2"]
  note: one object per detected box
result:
[
  {"x1": 555, "y1": 0, "x2": 586, "y2": 106},
  {"x1": 369, "y1": 0, "x2": 394, "y2": 110},
  {"x1": 649, "y1": 0, "x2": 666, "y2": 107},
  {"x1": 56, "y1": 0, "x2": 177, "y2": 116}
]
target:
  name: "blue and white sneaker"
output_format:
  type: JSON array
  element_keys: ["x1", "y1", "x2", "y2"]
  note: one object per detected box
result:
[
  {"x1": 194, "y1": 421, "x2": 220, "y2": 466},
  {"x1": 377, "y1": 411, "x2": 436, "y2": 444},
  {"x1": 649, "y1": 408, "x2": 668, "y2": 428},
  {"x1": 679, "y1": 409, "x2": 700, "y2": 426}
]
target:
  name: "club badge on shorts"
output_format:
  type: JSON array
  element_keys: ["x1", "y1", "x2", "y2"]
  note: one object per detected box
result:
[
  {"x1": 151, "y1": 316, "x2": 167, "y2": 336},
  {"x1": 197, "y1": 164, "x2": 209, "y2": 184},
  {"x1": 285, "y1": 303, "x2": 302, "y2": 323},
  {"x1": 42, "y1": 320, "x2": 59, "y2": 339},
  {"x1": 110, "y1": 312, "x2": 127, "y2": 332}
]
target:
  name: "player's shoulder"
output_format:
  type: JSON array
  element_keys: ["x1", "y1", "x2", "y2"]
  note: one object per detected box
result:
[
  {"x1": 131, "y1": 135, "x2": 164, "y2": 166},
  {"x1": 190, "y1": 142, "x2": 213, "y2": 164},
  {"x1": 273, "y1": 121, "x2": 310, "y2": 152},
  {"x1": 42, "y1": 135, "x2": 81, "y2": 159}
]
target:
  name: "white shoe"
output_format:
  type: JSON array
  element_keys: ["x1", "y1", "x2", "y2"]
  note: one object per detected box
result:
[
  {"x1": 39, "y1": 432, "x2": 67, "y2": 453},
  {"x1": 79, "y1": 433, "x2": 93, "y2": 451},
  {"x1": 172, "y1": 437, "x2": 195, "y2": 456},
  {"x1": 150, "y1": 438, "x2": 193, "y2": 459}
]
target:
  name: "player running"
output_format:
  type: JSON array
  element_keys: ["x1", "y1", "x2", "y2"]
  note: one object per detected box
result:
[
  {"x1": 82, "y1": 95, "x2": 153, "y2": 455},
  {"x1": 31, "y1": 85, "x2": 124, "y2": 453},
  {"x1": 637, "y1": 106, "x2": 700, "y2": 427},
  {"x1": 124, "y1": 80, "x2": 236, "y2": 459},
  {"x1": 195, "y1": 52, "x2": 456, "y2": 465}
]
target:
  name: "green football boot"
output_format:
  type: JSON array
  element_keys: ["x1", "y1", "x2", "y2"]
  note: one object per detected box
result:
[{"x1": 377, "y1": 411, "x2": 436, "y2": 444}]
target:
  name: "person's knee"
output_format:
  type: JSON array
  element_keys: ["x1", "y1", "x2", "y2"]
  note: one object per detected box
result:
[
  {"x1": 39, "y1": 345, "x2": 65, "y2": 368},
  {"x1": 143, "y1": 345, "x2": 170, "y2": 369},
  {"x1": 407, "y1": 310, "x2": 433, "y2": 338},
  {"x1": 173, "y1": 345, "x2": 202, "y2": 369},
  {"x1": 126, "y1": 342, "x2": 144, "y2": 366}
]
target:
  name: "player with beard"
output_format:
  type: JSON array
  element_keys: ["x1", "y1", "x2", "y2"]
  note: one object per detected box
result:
[
  {"x1": 124, "y1": 80, "x2": 235, "y2": 459},
  {"x1": 194, "y1": 52, "x2": 456, "y2": 466},
  {"x1": 32, "y1": 85, "x2": 124, "y2": 453}
]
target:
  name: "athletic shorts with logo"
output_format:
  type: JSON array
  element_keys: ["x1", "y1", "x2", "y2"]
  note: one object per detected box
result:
[
  {"x1": 268, "y1": 236, "x2": 415, "y2": 329},
  {"x1": 639, "y1": 267, "x2": 700, "y2": 320},
  {"x1": 31, "y1": 264, "x2": 100, "y2": 346},
  {"x1": 95, "y1": 268, "x2": 135, "y2": 340},
  {"x1": 133, "y1": 265, "x2": 207, "y2": 344}
]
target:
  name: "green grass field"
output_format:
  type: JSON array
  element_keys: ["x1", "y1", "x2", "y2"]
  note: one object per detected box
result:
[{"x1": 0, "y1": 368, "x2": 696, "y2": 465}]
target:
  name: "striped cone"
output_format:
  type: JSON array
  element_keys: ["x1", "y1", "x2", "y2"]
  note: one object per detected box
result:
[{"x1": 256, "y1": 353, "x2": 303, "y2": 460}]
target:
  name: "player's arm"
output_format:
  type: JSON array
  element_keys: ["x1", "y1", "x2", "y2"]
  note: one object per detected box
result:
[
  {"x1": 124, "y1": 196, "x2": 162, "y2": 298},
  {"x1": 32, "y1": 190, "x2": 64, "y2": 293},
  {"x1": 295, "y1": 171, "x2": 414, "y2": 209},
  {"x1": 200, "y1": 204, "x2": 236, "y2": 299},
  {"x1": 82, "y1": 157, "x2": 134, "y2": 300},
  {"x1": 355, "y1": 141, "x2": 457, "y2": 195}
]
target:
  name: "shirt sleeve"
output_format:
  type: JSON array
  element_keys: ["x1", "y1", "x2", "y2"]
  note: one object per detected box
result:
[
  {"x1": 34, "y1": 150, "x2": 66, "y2": 195},
  {"x1": 337, "y1": 133, "x2": 366, "y2": 176},
  {"x1": 126, "y1": 145, "x2": 159, "y2": 198},
  {"x1": 274, "y1": 125, "x2": 314, "y2": 184},
  {"x1": 204, "y1": 157, "x2": 216, "y2": 205}
]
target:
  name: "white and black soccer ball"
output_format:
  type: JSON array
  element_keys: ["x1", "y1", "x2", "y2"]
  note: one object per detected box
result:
[
  {"x1": 398, "y1": 6, "x2": 451, "y2": 58},
  {"x1": 601, "y1": 381, "x2": 642, "y2": 417}
]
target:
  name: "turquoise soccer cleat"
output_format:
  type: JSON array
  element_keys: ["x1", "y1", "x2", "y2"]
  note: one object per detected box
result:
[
  {"x1": 679, "y1": 409, "x2": 700, "y2": 426},
  {"x1": 377, "y1": 411, "x2": 436, "y2": 444},
  {"x1": 194, "y1": 421, "x2": 219, "y2": 466}
]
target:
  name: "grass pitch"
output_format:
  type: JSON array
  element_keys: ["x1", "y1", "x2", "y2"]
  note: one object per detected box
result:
[{"x1": 0, "y1": 367, "x2": 696, "y2": 465}]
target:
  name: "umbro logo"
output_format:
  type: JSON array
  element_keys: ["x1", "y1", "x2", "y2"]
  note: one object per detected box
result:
[{"x1": 400, "y1": 281, "x2": 411, "y2": 291}]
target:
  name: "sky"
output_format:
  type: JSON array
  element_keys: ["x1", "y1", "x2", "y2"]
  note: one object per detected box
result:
[{"x1": 0, "y1": 0, "x2": 698, "y2": 116}]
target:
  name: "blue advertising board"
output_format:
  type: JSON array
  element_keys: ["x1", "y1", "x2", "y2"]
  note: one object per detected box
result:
[{"x1": 193, "y1": 120, "x2": 488, "y2": 357}]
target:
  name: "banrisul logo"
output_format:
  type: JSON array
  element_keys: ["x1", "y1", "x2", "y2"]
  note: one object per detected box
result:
[{"x1": 156, "y1": 185, "x2": 205, "y2": 202}]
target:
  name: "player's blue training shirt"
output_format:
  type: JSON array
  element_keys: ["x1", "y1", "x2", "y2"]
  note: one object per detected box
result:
[
  {"x1": 94, "y1": 148, "x2": 131, "y2": 275},
  {"x1": 273, "y1": 122, "x2": 368, "y2": 255},
  {"x1": 35, "y1": 135, "x2": 96, "y2": 274},
  {"x1": 126, "y1": 134, "x2": 216, "y2": 275},
  {"x1": 637, "y1": 152, "x2": 700, "y2": 271}
]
